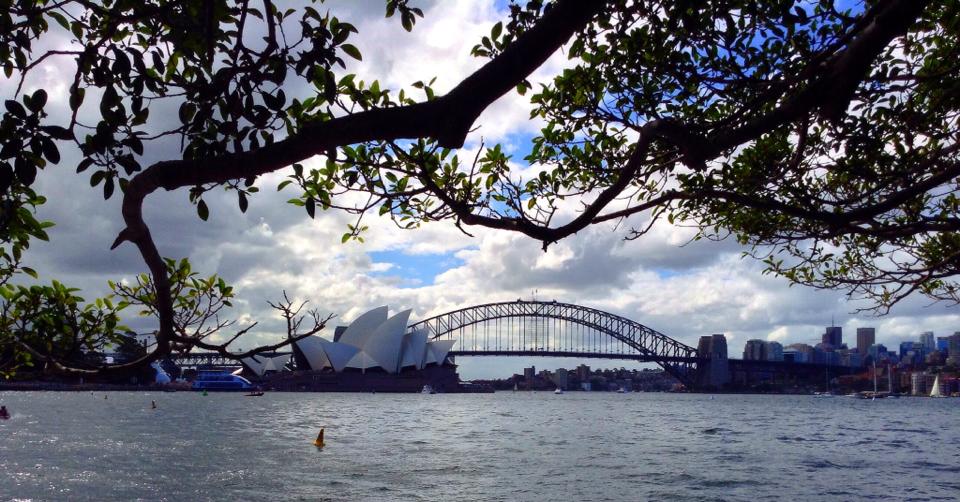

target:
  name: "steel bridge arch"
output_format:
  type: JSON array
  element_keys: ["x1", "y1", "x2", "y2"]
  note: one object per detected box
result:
[{"x1": 408, "y1": 300, "x2": 700, "y2": 385}]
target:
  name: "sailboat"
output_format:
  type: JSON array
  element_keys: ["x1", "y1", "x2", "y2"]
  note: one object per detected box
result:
[
  {"x1": 864, "y1": 361, "x2": 884, "y2": 400},
  {"x1": 814, "y1": 366, "x2": 834, "y2": 398},
  {"x1": 930, "y1": 374, "x2": 948, "y2": 398}
]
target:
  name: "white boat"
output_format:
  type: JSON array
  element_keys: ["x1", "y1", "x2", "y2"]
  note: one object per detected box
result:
[
  {"x1": 617, "y1": 387, "x2": 626, "y2": 394},
  {"x1": 421, "y1": 385, "x2": 436, "y2": 394},
  {"x1": 813, "y1": 392, "x2": 834, "y2": 398},
  {"x1": 554, "y1": 388, "x2": 564, "y2": 395},
  {"x1": 930, "y1": 375, "x2": 947, "y2": 398}
]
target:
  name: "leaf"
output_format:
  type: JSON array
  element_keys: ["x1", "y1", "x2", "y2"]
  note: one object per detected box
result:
[
  {"x1": 238, "y1": 192, "x2": 248, "y2": 213},
  {"x1": 69, "y1": 87, "x2": 85, "y2": 111},
  {"x1": 28, "y1": 89, "x2": 47, "y2": 112},
  {"x1": 41, "y1": 125, "x2": 73, "y2": 140},
  {"x1": 4, "y1": 100, "x2": 26, "y2": 118},
  {"x1": 341, "y1": 44, "x2": 362, "y2": 61},
  {"x1": 305, "y1": 197, "x2": 316, "y2": 218},
  {"x1": 102, "y1": 176, "x2": 115, "y2": 199},
  {"x1": 197, "y1": 199, "x2": 209, "y2": 221},
  {"x1": 14, "y1": 157, "x2": 37, "y2": 185},
  {"x1": 41, "y1": 137, "x2": 60, "y2": 164},
  {"x1": 179, "y1": 102, "x2": 197, "y2": 124}
]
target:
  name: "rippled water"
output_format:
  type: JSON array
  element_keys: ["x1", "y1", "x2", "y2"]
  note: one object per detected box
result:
[{"x1": 1, "y1": 391, "x2": 958, "y2": 501}]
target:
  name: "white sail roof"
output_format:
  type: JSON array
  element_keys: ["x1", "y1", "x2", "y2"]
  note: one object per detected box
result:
[
  {"x1": 263, "y1": 355, "x2": 289, "y2": 372},
  {"x1": 337, "y1": 305, "x2": 389, "y2": 348},
  {"x1": 295, "y1": 335, "x2": 332, "y2": 371},
  {"x1": 241, "y1": 355, "x2": 267, "y2": 375},
  {"x1": 241, "y1": 354, "x2": 291, "y2": 376},
  {"x1": 400, "y1": 329, "x2": 429, "y2": 370},
  {"x1": 292, "y1": 306, "x2": 455, "y2": 374},
  {"x1": 426, "y1": 339, "x2": 456, "y2": 366},
  {"x1": 318, "y1": 338, "x2": 362, "y2": 373},
  {"x1": 360, "y1": 309, "x2": 412, "y2": 374},
  {"x1": 345, "y1": 350, "x2": 381, "y2": 370}
]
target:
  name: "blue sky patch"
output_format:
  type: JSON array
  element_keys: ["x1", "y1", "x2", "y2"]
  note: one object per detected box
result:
[{"x1": 368, "y1": 249, "x2": 466, "y2": 287}]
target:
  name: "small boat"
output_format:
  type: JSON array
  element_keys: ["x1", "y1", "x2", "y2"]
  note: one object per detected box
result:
[
  {"x1": 421, "y1": 385, "x2": 436, "y2": 394},
  {"x1": 245, "y1": 391, "x2": 265, "y2": 397},
  {"x1": 813, "y1": 392, "x2": 834, "y2": 398},
  {"x1": 554, "y1": 388, "x2": 564, "y2": 395},
  {"x1": 617, "y1": 387, "x2": 626, "y2": 394}
]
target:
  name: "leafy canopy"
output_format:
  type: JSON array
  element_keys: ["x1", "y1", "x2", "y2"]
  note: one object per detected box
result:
[{"x1": 0, "y1": 0, "x2": 957, "y2": 373}]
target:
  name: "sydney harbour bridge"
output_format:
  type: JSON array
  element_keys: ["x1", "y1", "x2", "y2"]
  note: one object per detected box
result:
[{"x1": 174, "y1": 300, "x2": 855, "y2": 389}]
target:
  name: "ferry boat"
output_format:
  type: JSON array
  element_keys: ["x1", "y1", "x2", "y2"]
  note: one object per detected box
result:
[{"x1": 191, "y1": 370, "x2": 254, "y2": 391}]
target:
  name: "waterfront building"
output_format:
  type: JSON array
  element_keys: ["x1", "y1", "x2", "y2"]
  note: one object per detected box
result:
[
  {"x1": 524, "y1": 366, "x2": 536, "y2": 380},
  {"x1": 839, "y1": 349, "x2": 862, "y2": 368},
  {"x1": 576, "y1": 364, "x2": 591, "y2": 381},
  {"x1": 900, "y1": 341, "x2": 921, "y2": 366},
  {"x1": 910, "y1": 372, "x2": 936, "y2": 395},
  {"x1": 242, "y1": 354, "x2": 292, "y2": 377},
  {"x1": 288, "y1": 306, "x2": 455, "y2": 374},
  {"x1": 553, "y1": 368, "x2": 569, "y2": 390},
  {"x1": 867, "y1": 343, "x2": 888, "y2": 362},
  {"x1": 743, "y1": 339, "x2": 766, "y2": 360},
  {"x1": 814, "y1": 343, "x2": 840, "y2": 365},
  {"x1": 925, "y1": 351, "x2": 944, "y2": 366},
  {"x1": 766, "y1": 341, "x2": 784, "y2": 362},
  {"x1": 948, "y1": 333, "x2": 960, "y2": 366},
  {"x1": 856, "y1": 328, "x2": 875, "y2": 355},
  {"x1": 822, "y1": 326, "x2": 842, "y2": 348},
  {"x1": 785, "y1": 343, "x2": 814, "y2": 363}
]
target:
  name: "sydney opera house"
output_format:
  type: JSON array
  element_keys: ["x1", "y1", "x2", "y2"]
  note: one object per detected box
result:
[{"x1": 241, "y1": 306, "x2": 460, "y2": 392}]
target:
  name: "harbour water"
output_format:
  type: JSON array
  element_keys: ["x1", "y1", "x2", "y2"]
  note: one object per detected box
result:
[{"x1": 1, "y1": 391, "x2": 958, "y2": 501}]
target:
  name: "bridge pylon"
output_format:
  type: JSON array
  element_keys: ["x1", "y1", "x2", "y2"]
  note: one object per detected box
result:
[{"x1": 695, "y1": 334, "x2": 731, "y2": 390}]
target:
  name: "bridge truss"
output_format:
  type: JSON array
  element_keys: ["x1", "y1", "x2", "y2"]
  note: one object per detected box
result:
[{"x1": 408, "y1": 300, "x2": 700, "y2": 386}]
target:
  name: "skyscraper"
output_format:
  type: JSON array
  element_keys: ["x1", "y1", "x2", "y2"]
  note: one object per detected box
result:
[
  {"x1": 856, "y1": 328, "x2": 876, "y2": 355},
  {"x1": 919, "y1": 331, "x2": 935, "y2": 351},
  {"x1": 823, "y1": 326, "x2": 842, "y2": 348},
  {"x1": 743, "y1": 339, "x2": 766, "y2": 360}
]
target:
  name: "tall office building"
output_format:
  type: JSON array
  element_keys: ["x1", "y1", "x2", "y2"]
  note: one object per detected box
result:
[
  {"x1": 919, "y1": 331, "x2": 935, "y2": 351},
  {"x1": 856, "y1": 328, "x2": 876, "y2": 355},
  {"x1": 743, "y1": 339, "x2": 766, "y2": 360},
  {"x1": 947, "y1": 333, "x2": 960, "y2": 365},
  {"x1": 766, "y1": 341, "x2": 784, "y2": 361},
  {"x1": 822, "y1": 326, "x2": 842, "y2": 348}
]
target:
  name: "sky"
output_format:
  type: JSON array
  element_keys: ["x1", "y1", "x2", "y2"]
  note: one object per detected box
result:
[{"x1": 7, "y1": 0, "x2": 960, "y2": 379}]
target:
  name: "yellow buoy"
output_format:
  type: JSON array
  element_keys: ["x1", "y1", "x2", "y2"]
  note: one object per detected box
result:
[{"x1": 313, "y1": 428, "x2": 325, "y2": 448}]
